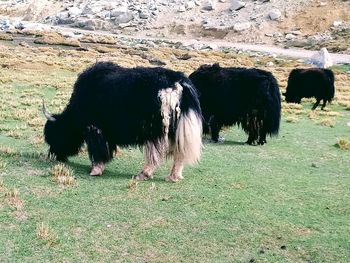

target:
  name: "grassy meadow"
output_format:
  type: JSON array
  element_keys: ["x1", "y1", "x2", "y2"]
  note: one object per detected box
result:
[{"x1": 0, "y1": 40, "x2": 350, "y2": 262}]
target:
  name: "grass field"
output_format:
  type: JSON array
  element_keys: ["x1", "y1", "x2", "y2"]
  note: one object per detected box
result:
[{"x1": 0, "y1": 42, "x2": 350, "y2": 262}]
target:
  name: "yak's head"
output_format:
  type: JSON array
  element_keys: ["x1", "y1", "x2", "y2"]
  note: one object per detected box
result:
[
  {"x1": 42, "y1": 102, "x2": 84, "y2": 162},
  {"x1": 283, "y1": 91, "x2": 300, "y2": 104}
]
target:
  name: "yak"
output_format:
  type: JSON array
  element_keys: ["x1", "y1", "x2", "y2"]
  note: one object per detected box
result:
[
  {"x1": 189, "y1": 63, "x2": 281, "y2": 145},
  {"x1": 284, "y1": 68, "x2": 335, "y2": 110},
  {"x1": 43, "y1": 62, "x2": 202, "y2": 182}
]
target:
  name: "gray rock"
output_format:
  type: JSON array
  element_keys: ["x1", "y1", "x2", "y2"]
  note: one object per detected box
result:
[
  {"x1": 230, "y1": 0, "x2": 246, "y2": 11},
  {"x1": 202, "y1": 0, "x2": 216, "y2": 11},
  {"x1": 268, "y1": 9, "x2": 282, "y2": 20}
]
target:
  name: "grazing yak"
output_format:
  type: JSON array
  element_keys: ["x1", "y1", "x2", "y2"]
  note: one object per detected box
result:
[
  {"x1": 43, "y1": 62, "x2": 202, "y2": 182},
  {"x1": 284, "y1": 68, "x2": 335, "y2": 110},
  {"x1": 189, "y1": 63, "x2": 281, "y2": 145}
]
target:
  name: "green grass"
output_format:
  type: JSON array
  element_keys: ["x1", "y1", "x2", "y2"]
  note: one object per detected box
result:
[
  {"x1": 0, "y1": 46, "x2": 349, "y2": 262},
  {"x1": 1, "y1": 105, "x2": 350, "y2": 262}
]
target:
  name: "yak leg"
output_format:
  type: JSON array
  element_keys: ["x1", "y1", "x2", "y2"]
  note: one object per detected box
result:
[
  {"x1": 321, "y1": 99, "x2": 327, "y2": 110},
  {"x1": 134, "y1": 142, "x2": 163, "y2": 181},
  {"x1": 246, "y1": 116, "x2": 258, "y2": 145},
  {"x1": 85, "y1": 125, "x2": 111, "y2": 176},
  {"x1": 258, "y1": 123, "x2": 267, "y2": 145},
  {"x1": 312, "y1": 99, "x2": 321, "y2": 110},
  {"x1": 210, "y1": 116, "x2": 223, "y2": 143},
  {"x1": 166, "y1": 154, "x2": 184, "y2": 183}
]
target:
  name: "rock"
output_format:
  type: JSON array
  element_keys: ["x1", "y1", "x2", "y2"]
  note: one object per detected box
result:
[
  {"x1": 333, "y1": 21, "x2": 342, "y2": 27},
  {"x1": 269, "y1": 9, "x2": 282, "y2": 20},
  {"x1": 111, "y1": 12, "x2": 134, "y2": 24},
  {"x1": 202, "y1": 0, "x2": 216, "y2": 11},
  {"x1": 309, "y1": 48, "x2": 333, "y2": 68},
  {"x1": 230, "y1": 0, "x2": 246, "y2": 11},
  {"x1": 285, "y1": 33, "x2": 295, "y2": 40},
  {"x1": 233, "y1": 22, "x2": 251, "y2": 31},
  {"x1": 68, "y1": 7, "x2": 82, "y2": 17},
  {"x1": 139, "y1": 12, "x2": 149, "y2": 19},
  {"x1": 178, "y1": 5, "x2": 186, "y2": 12},
  {"x1": 186, "y1": 1, "x2": 196, "y2": 10},
  {"x1": 266, "y1": 61, "x2": 274, "y2": 67}
]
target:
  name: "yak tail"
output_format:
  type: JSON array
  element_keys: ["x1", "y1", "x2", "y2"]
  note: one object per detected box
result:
[
  {"x1": 324, "y1": 69, "x2": 335, "y2": 102},
  {"x1": 264, "y1": 74, "x2": 281, "y2": 136},
  {"x1": 174, "y1": 80, "x2": 203, "y2": 165}
]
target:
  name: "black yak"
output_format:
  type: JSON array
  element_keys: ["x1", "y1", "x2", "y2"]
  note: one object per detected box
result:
[
  {"x1": 43, "y1": 62, "x2": 202, "y2": 182},
  {"x1": 284, "y1": 68, "x2": 335, "y2": 110},
  {"x1": 189, "y1": 63, "x2": 281, "y2": 145}
]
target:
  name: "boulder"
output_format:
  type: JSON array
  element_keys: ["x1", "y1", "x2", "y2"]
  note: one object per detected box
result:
[
  {"x1": 309, "y1": 48, "x2": 333, "y2": 68},
  {"x1": 233, "y1": 22, "x2": 251, "y2": 31}
]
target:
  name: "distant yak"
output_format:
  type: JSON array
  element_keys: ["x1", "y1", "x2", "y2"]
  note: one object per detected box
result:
[
  {"x1": 284, "y1": 68, "x2": 335, "y2": 110},
  {"x1": 189, "y1": 63, "x2": 281, "y2": 145},
  {"x1": 43, "y1": 62, "x2": 202, "y2": 182}
]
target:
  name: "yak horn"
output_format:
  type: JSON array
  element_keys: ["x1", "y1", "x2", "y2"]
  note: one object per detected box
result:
[{"x1": 42, "y1": 100, "x2": 56, "y2": 121}]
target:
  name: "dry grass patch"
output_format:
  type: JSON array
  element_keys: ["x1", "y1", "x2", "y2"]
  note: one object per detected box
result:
[
  {"x1": 50, "y1": 164, "x2": 76, "y2": 186},
  {"x1": 335, "y1": 138, "x2": 350, "y2": 150},
  {"x1": 285, "y1": 116, "x2": 299, "y2": 123},
  {"x1": 34, "y1": 32, "x2": 81, "y2": 47},
  {"x1": 0, "y1": 145, "x2": 17, "y2": 156},
  {"x1": 0, "y1": 33, "x2": 13, "y2": 41},
  {"x1": 5, "y1": 188, "x2": 24, "y2": 211},
  {"x1": 36, "y1": 222, "x2": 58, "y2": 245},
  {"x1": 127, "y1": 179, "x2": 138, "y2": 192},
  {"x1": 319, "y1": 118, "x2": 335, "y2": 127}
]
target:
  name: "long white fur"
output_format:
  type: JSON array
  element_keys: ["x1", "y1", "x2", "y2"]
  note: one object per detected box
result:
[{"x1": 174, "y1": 109, "x2": 202, "y2": 165}]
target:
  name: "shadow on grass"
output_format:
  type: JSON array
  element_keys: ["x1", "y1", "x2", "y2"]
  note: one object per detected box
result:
[
  {"x1": 67, "y1": 161, "x2": 135, "y2": 180},
  {"x1": 203, "y1": 139, "x2": 247, "y2": 146}
]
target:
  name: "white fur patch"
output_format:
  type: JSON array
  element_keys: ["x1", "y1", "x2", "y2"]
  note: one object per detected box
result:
[{"x1": 158, "y1": 82, "x2": 183, "y2": 136}]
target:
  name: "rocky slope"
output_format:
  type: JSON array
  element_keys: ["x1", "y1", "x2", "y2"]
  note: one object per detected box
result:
[{"x1": 0, "y1": 0, "x2": 349, "y2": 52}]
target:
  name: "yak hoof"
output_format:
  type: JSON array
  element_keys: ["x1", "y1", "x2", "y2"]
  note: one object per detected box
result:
[
  {"x1": 211, "y1": 137, "x2": 225, "y2": 143},
  {"x1": 134, "y1": 171, "x2": 152, "y2": 181},
  {"x1": 90, "y1": 163, "x2": 105, "y2": 176},
  {"x1": 246, "y1": 140, "x2": 257, "y2": 146},
  {"x1": 165, "y1": 174, "x2": 183, "y2": 183}
]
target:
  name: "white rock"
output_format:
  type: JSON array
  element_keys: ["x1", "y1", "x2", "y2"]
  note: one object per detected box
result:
[
  {"x1": 333, "y1": 21, "x2": 342, "y2": 27},
  {"x1": 178, "y1": 5, "x2": 186, "y2": 12},
  {"x1": 285, "y1": 33, "x2": 295, "y2": 40},
  {"x1": 233, "y1": 22, "x2": 251, "y2": 31},
  {"x1": 269, "y1": 9, "x2": 282, "y2": 20},
  {"x1": 266, "y1": 61, "x2": 274, "y2": 67},
  {"x1": 202, "y1": 0, "x2": 216, "y2": 11},
  {"x1": 186, "y1": 1, "x2": 196, "y2": 10},
  {"x1": 309, "y1": 48, "x2": 333, "y2": 68},
  {"x1": 68, "y1": 7, "x2": 82, "y2": 17},
  {"x1": 230, "y1": 0, "x2": 246, "y2": 11}
]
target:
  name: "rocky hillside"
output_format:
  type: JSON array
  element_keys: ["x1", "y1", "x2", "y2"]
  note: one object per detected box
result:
[{"x1": 0, "y1": 0, "x2": 349, "y2": 52}]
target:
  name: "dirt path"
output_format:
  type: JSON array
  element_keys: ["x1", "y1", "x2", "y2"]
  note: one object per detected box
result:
[{"x1": 34, "y1": 24, "x2": 350, "y2": 65}]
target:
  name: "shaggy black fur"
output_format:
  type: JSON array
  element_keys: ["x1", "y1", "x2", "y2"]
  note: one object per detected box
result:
[
  {"x1": 44, "y1": 62, "x2": 201, "y2": 165},
  {"x1": 189, "y1": 63, "x2": 281, "y2": 145},
  {"x1": 284, "y1": 68, "x2": 335, "y2": 110}
]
